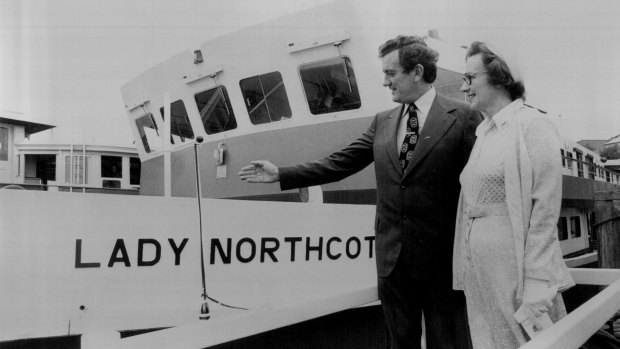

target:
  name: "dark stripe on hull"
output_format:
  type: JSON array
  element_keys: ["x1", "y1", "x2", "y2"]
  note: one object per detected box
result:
[{"x1": 230, "y1": 189, "x2": 377, "y2": 205}]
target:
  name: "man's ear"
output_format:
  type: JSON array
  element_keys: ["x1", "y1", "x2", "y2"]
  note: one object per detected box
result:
[{"x1": 413, "y1": 64, "x2": 424, "y2": 81}]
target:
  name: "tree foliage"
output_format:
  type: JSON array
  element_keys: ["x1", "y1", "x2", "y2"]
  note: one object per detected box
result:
[{"x1": 600, "y1": 145, "x2": 620, "y2": 160}]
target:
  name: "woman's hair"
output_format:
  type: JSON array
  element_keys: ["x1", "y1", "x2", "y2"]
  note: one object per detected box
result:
[
  {"x1": 466, "y1": 41, "x2": 526, "y2": 101},
  {"x1": 379, "y1": 35, "x2": 439, "y2": 84}
]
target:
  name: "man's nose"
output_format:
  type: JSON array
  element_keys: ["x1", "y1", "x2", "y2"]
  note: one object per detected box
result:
[{"x1": 382, "y1": 77, "x2": 390, "y2": 87}]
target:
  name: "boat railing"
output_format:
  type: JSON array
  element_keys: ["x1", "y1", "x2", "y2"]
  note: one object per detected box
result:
[
  {"x1": 118, "y1": 268, "x2": 620, "y2": 348},
  {"x1": 521, "y1": 268, "x2": 620, "y2": 348},
  {"x1": 0, "y1": 182, "x2": 139, "y2": 195},
  {"x1": 561, "y1": 155, "x2": 620, "y2": 185}
]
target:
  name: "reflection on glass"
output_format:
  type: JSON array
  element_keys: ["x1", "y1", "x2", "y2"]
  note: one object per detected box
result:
[
  {"x1": 194, "y1": 86, "x2": 237, "y2": 134},
  {"x1": 135, "y1": 113, "x2": 162, "y2": 154},
  {"x1": 299, "y1": 57, "x2": 361, "y2": 115},
  {"x1": 159, "y1": 99, "x2": 194, "y2": 144},
  {"x1": 240, "y1": 71, "x2": 292, "y2": 125}
]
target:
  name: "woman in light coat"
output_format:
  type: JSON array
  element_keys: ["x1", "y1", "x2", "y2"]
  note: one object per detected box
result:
[{"x1": 452, "y1": 41, "x2": 575, "y2": 348}]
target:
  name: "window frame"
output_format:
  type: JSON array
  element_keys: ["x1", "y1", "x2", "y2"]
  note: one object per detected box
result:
[{"x1": 298, "y1": 56, "x2": 362, "y2": 116}]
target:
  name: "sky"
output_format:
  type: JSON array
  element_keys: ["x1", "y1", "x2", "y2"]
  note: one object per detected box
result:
[{"x1": 1, "y1": 0, "x2": 620, "y2": 147}]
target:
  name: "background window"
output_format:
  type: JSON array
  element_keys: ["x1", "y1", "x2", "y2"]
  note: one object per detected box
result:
[
  {"x1": 135, "y1": 113, "x2": 162, "y2": 154},
  {"x1": 130, "y1": 157, "x2": 141, "y2": 185},
  {"x1": 101, "y1": 155, "x2": 122, "y2": 178},
  {"x1": 570, "y1": 216, "x2": 582, "y2": 238},
  {"x1": 194, "y1": 86, "x2": 237, "y2": 134},
  {"x1": 0, "y1": 127, "x2": 8, "y2": 161},
  {"x1": 240, "y1": 71, "x2": 292, "y2": 125},
  {"x1": 557, "y1": 217, "x2": 568, "y2": 241},
  {"x1": 65, "y1": 155, "x2": 88, "y2": 184},
  {"x1": 300, "y1": 57, "x2": 361, "y2": 115},
  {"x1": 159, "y1": 99, "x2": 194, "y2": 144}
]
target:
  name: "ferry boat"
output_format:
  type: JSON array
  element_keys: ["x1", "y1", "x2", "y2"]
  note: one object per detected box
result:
[{"x1": 2, "y1": 1, "x2": 620, "y2": 348}]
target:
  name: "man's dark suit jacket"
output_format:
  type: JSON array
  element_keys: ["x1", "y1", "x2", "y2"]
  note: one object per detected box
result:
[{"x1": 279, "y1": 93, "x2": 481, "y2": 283}]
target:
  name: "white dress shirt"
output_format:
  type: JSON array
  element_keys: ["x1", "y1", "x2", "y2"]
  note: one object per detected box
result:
[{"x1": 396, "y1": 87, "x2": 436, "y2": 155}]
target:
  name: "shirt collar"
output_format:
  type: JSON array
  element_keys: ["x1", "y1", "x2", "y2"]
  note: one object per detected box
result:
[
  {"x1": 414, "y1": 86, "x2": 436, "y2": 116},
  {"x1": 402, "y1": 86, "x2": 436, "y2": 117},
  {"x1": 476, "y1": 99, "x2": 524, "y2": 136}
]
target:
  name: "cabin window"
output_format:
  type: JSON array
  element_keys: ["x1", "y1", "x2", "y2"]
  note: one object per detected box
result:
[
  {"x1": 575, "y1": 151, "x2": 584, "y2": 177},
  {"x1": 103, "y1": 180, "x2": 121, "y2": 189},
  {"x1": 585, "y1": 155, "x2": 595, "y2": 179},
  {"x1": 0, "y1": 127, "x2": 8, "y2": 161},
  {"x1": 566, "y1": 152, "x2": 573, "y2": 169},
  {"x1": 299, "y1": 57, "x2": 361, "y2": 115},
  {"x1": 65, "y1": 155, "x2": 89, "y2": 185},
  {"x1": 607, "y1": 171, "x2": 611, "y2": 182},
  {"x1": 130, "y1": 157, "x2": 141, "y2": 186},
  {"x1": 135, "y1": 113, "x2": 162, "y2": 154},
  {"x1": 101, "y1": 155, "x2": 122, "y2": 179},
  {"x1": 194, "y1": 86, "x2": 237, "y2": 134},
  {"x1": 570, "y1": 216, "x2": 582, "y2": 238},
  {"x1": 240, "y1": 72, "x2": 292, "y2": 125},
  {"x1": 159, "y1": 99, "x2": 194, "y2": 144},
  {"x1": 557, "y1": 217, "x2": 568, "y2": 241}
]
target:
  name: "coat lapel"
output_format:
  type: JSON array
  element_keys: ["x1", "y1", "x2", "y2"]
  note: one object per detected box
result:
[
  {"x1": 403, "y1": 95, "x2": 456, "y2": 177},
  {"x1": 386, "y1": 105, "x2": 406, "y2": 173}
]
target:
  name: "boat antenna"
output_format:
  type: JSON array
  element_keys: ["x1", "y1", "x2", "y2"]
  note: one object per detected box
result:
[
  {"x1": 193, "y1": 136, "x2": 211, "y2": 320},
  {"x1": 193, "y1": 136, "x2": 249, "y2": 320}
]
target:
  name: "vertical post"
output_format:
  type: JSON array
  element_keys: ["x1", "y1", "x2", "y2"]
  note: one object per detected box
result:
[
  {"x1": 82, "y1": 144, "x2": 86, "y2": 193},
  {"x1": 70, "y1": 144, "x2": 74, "y2": 192},
  {"x1": 163, "y1": 93, "x2": 172, "y2": 197},
  {"x1": 595, "y1": 191, "x2": 620, "y2": 268}
]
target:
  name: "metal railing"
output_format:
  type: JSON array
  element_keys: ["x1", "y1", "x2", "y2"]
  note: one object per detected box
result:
[
  {"x1": 522, "y1": 268, "x2": 620, "y2": 348},
  {"x1": 561, "y1": 155, "x2": 620, "y2": 185},
  {"x1": 0, "y1": 182, "x2": 139, "y2": 195}
]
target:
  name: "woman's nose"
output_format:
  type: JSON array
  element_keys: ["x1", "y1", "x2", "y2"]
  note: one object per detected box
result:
[{"x1": 459, "y1": 80, "x2": 469, "y2": 93}]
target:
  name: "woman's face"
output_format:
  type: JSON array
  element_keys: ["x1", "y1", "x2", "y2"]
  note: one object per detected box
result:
[{"x1": 461, "y1": 53, "x2": 496, "y2": 114}]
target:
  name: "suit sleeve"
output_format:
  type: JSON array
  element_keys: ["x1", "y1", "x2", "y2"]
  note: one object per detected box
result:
[
  {"x1": 522, "y1": 117, "x2": 563, "y2": 281},
  {"x1": 279, "y1": 114, "x2": 377, "y2": 191}
]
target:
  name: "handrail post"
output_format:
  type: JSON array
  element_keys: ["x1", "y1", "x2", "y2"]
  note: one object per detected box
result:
[{"x1": 595, "y1": 190, "x2": 620, "y2": 268}]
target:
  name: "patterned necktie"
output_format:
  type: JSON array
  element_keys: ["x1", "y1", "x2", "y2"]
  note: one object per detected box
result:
[{"x1": 399, "y1": 104, "x2": 419, "y2": 169}]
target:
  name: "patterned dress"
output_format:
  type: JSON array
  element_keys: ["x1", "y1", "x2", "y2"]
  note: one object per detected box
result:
[{"x1": 459, "y1": 106, "x2": 567, "y2": 348}]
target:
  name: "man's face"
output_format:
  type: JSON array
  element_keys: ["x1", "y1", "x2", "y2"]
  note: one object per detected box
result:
[{"x1": 382, "y1": 50, "x2": 419, "y2": 104}]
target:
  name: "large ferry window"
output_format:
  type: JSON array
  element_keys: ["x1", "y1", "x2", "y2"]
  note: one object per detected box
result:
[
  {"x1": 299, "y1": 57, "x2": 361, "y2": 115},
  {"x1": 101, "y1": 156, "x2": 122, "y2": 178},
  {"x1": 240, "y1": 71, "x2": 292, "y2": 125},
  {"x1": 135, "y1": 113, "x2": 162, "y2": 154},
  {"x1": 159, "y1": 99, "x2": 194, "y2": 145},
  {"x1": 194, "y1": 86, "x2": 237, "y2": 134}
]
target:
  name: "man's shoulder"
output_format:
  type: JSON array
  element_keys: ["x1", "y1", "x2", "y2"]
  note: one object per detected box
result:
[
  {"x1": 434, "y1": 93, "x2": 472, "y2": 112},
  {"x1": 376, "y1": 105, "x2": 401, "y2": 119}
]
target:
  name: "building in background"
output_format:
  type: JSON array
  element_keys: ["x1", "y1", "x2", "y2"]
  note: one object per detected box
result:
[{"x1": 0, "y1": 111, "x2": 140, "y2": 194}]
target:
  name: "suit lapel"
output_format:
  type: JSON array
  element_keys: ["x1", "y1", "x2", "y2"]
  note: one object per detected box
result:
[
  {"x1": 386, "y1": 105, "x2": 406, "y2": 173},
  {"x1": 403, "y1": 95, "x2": 456, "y2": 177}
]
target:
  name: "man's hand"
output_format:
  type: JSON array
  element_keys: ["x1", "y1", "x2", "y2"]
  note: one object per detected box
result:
[{"x1": 238, "y1": 160, "x2": 280, "y2": 183}]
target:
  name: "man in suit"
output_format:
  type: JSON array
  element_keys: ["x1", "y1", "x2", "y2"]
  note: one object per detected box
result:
[{"x1": 239, "y1": 35, "x2": 481, "y2": 349}]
